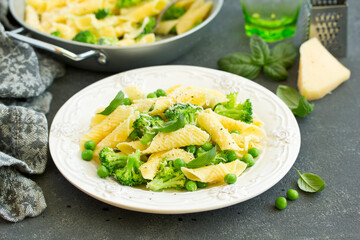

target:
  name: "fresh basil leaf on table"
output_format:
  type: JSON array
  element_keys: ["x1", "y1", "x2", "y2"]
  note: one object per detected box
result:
[
  {"x1": 98, "y1": 90, "x2": 125, "y2": 115},
  {"x1": 217, "y1": 34, "x2": 297, "y2": 82},
  {"x1": 250, "y1": 34, "x2": 271, "y2": 65},
  {"x1": 276, "y1": 85, "x2": 314, "y2": 117},
  {"x1": 270, "y1": 41, "x2": 297, "y2": 68},
  {"x1": 186, "y1": 146, "x2": 217, "y2": 169},
  {"x1": 217, "y1": 53, "x2": 261, "y2": 80},
  {"x1": 297, "y1": 170, "x2": 325, "y2": 192},
  {"x1": 263, "y1": 62, "x2": 288, "y2": 81}
]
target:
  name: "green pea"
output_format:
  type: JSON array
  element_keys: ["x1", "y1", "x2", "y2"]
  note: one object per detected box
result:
[
  {"x1": 248, "y1": 147, "x2": 260, "y2": 158},
  {"x1": 123, "y1": 98, "x2": 132, "y2": 105},
  {"x1": 224, "y1": 173, "x2": 237, "y2": 184},
  {"x1": 81, "y1": 149, "x2": 93, "y2": 161},
  {"x1": 226, "y1": 150, "x2": 237, "y2": 162},
  {"x1": 201, "y1": 142, "x2": 213, "y2": 151},
  {"x1": 242, "y1": 153, "x2": 255, "y2": 167},
  {"x1": 196, "y1": 181, "x2": 208, "y2": 188},
  {"x1": 186, "y1": 145, "x2": 196, "y2": 154},
  {"x1": 128, "y1": 130, "x2": 139, "y2": 140},
  {"x1": 155, "y1": 89, "x2": 167, "y2": 97},
  {"x1": 84, "y1": 140, "x2": 96, "y2": 150},
  {"x1": 230, "y1": 130, "x2": 240, "y2": 134},
  {"x1": 185, "y1": 181, "x2": 197, "y2": 191},
  {"x1": 174, "y1": 158, "x2": 186, "y2": 170},
  {"x1": 149, "y1": 105, "x2": 154, "y2": 111},
  {"x1": 275, "y1": 197, "x2": 287, "y2": 210},
  {"x1": 195, "y1": 147, "x2": 206, "y2": 157},
  {"x1": 286, "y1": 189, "x2": 299, "y2": 201},
  {"x1": 97, "y1": 165, "x2": 109, "y2": 178},
  {"x1": 147, "y1": 92, "x2": 157, "y2": 98}
]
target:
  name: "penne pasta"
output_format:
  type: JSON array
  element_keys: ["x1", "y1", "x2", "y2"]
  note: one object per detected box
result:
[
  {"x1": 181, "y1": 160, "x2": 247, "y2": 183},
  {"x1": 197, "y1": 111, "x2": 241, "y2": 152},
  {"x1": 142, "y1": 125, "x2": 210, "y2": 154}
]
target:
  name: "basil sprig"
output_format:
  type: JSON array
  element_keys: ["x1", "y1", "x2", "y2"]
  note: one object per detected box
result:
[
  {"x1": 186, "y1": 146, "x2": 217, "y2": 169},
  {"x1": 218, "y1": 35, "x2": 297, "y2": 81},
  {"x1": 276, "y1": 85, "x2": 314, "y2": 117},
  {"x1": 98, "y1": 91, "x2": 125, "y2": 115},
  {"x1": 155, "y1": 114, "x2": 185, "y2": 133},
  {"x1": 297, "y1": 170, "x2": 325, "y2": 193}
]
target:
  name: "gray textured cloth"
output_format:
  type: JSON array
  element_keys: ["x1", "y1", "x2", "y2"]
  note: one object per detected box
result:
[{"x1": 0, "y1": 0, "x2": 65, "y2": 222}]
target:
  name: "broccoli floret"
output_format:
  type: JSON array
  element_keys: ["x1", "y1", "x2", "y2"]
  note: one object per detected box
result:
[
  {"x1": 131, "y1": 114, "x2": 164, "y2": 145},
  {"x1": 164, "y1": 103, "x2": 203, "y2": 125},
  {"x1": 147, "y1": 159, "x2": 186, "y2": 191},
  {"x1": 214, "y1": 92, "x2": 253, "y2": 123},
  {"x1": 98, "y1": 37, "x2": 118, "y2": 45},
  {"x1": 162, "y1": 5, "x2": 186, "y2": 21},
  {"x1": 94, "y1": 8, "x2": 110, "y2": 19},
  {"x1": 136, "y1": 17, "x2": 156, "y2": 40},
  {"x1": 116, "y1": 0, "x2": 145, "y2": 8},
  {"x1": 72, "y1": 30, "x2": 97, "y2": 44},
  {"x1": 99, "y1": 147, "x2": 128, "y2": 174},
  {"x1": 115, "y1": 150, "x2": 144, "y2": 186}
]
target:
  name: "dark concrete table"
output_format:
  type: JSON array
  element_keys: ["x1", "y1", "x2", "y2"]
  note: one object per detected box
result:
[{"x1": 1, "y1": 1, "x2": 359, "y2": 239}]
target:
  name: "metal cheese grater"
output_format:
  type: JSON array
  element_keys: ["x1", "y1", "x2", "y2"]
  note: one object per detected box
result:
[{"x1": 304, "y1": 0, "x2": 348, "y2": 57}]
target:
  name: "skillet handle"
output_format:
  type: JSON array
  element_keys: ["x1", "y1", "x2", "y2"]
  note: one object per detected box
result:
[{"x1": 6, "y1": 28, "x2": 107, "y2": 64}]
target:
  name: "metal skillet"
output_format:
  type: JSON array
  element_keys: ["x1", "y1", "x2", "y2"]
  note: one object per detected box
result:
[{"x1": 7, "y1": 0, "x2": 223, "y2": 72}]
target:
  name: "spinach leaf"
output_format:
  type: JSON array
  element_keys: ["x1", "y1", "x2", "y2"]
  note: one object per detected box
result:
[
  {"x1": 250, "y1": 34, "x2": 270, "y2": 66},
  {"x1": 276, "y1": 85, "x2": 314, "y2": 117},
  {"x1": 297, "y1": 170, "x2": 325, "y2": 192},
  {"x1": 156, "y1": 113, "x2": 185, "y2": 133},
  {"x1": 263, "y1": 62, "x2": 288, "y2": 81},
  {"x1": 98, "y1": 91, "x2": 125, "y2": 115},
  {"x1": 270, "y1": 41, "x2": 297, "y2": 68},
  {"x1": 186, "y1": 146, "x2": 217, "y2": 169},
  {"x1": 217, "y1": 53, "x2": 261, "y2": 80}
]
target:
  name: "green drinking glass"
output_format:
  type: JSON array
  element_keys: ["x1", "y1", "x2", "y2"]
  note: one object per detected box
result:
[{"x1": 240, "y1": 0, "x2": 302, "y2": 42}]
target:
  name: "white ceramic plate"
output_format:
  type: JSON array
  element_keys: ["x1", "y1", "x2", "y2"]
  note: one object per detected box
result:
[{"x1": 49, "y1": 65, "x2": 301, "y2": 214}]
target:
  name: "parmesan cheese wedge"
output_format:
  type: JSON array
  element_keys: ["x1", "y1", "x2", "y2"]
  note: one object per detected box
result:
[{"x1": 298, "y1": 38, "x2": 351, "y2": 101}]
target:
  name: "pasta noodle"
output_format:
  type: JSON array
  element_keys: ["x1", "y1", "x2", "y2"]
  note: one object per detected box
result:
[
  {"x1": 181, "y1": 160, "x2": 247, "y2": 183},
  {"x1": 142, "y1": 125, "x2": 210, "y2": 154}
]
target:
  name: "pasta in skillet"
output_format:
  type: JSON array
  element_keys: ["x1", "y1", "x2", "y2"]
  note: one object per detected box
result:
[
  {"x1": 80, "y1": 85, "x2": 266, "y2": 192},
  {"x1": 25, "y1": 0, "x2": 213, "y2": 46}
]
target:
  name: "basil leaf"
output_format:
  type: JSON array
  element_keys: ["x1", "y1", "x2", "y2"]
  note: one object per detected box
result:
[
  {"x1": 217, "y1": 52, "x2": 261, "y2": 80},
  {"x1": 293, "y1": 96, "x2": 315, "y2": 117},
  {"x1": 250, "y1": 34, "x2": 270, "y2": 65},
  {"x1": 263, "y1": 62, "x2": 288, "y2": 81},
  {"x1": 270, "y1": 41, "x2": 297, "y2": 68},
  {"x1": 186, "y1": 146, "x2": 217, "y2": 168},
  {"x1": 98, "y1": 91, "x2": 125, "y2": 115},
  {"x1": 276, "y1": 85, "x2": 300, "y2": 109},
  {"x1": 297, "y1": 170, "x2": 325, "y2": 192},
  {"x1": 276, "y1": 85, "x2": 314, "y2": 117},
  {"x1": 156, "y1": 113, "x2": 185, "y2": 133}
]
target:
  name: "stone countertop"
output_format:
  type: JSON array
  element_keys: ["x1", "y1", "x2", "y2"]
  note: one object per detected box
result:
[{"x1": 1, "y1": 0, "x2": 359, "y2": 239}]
